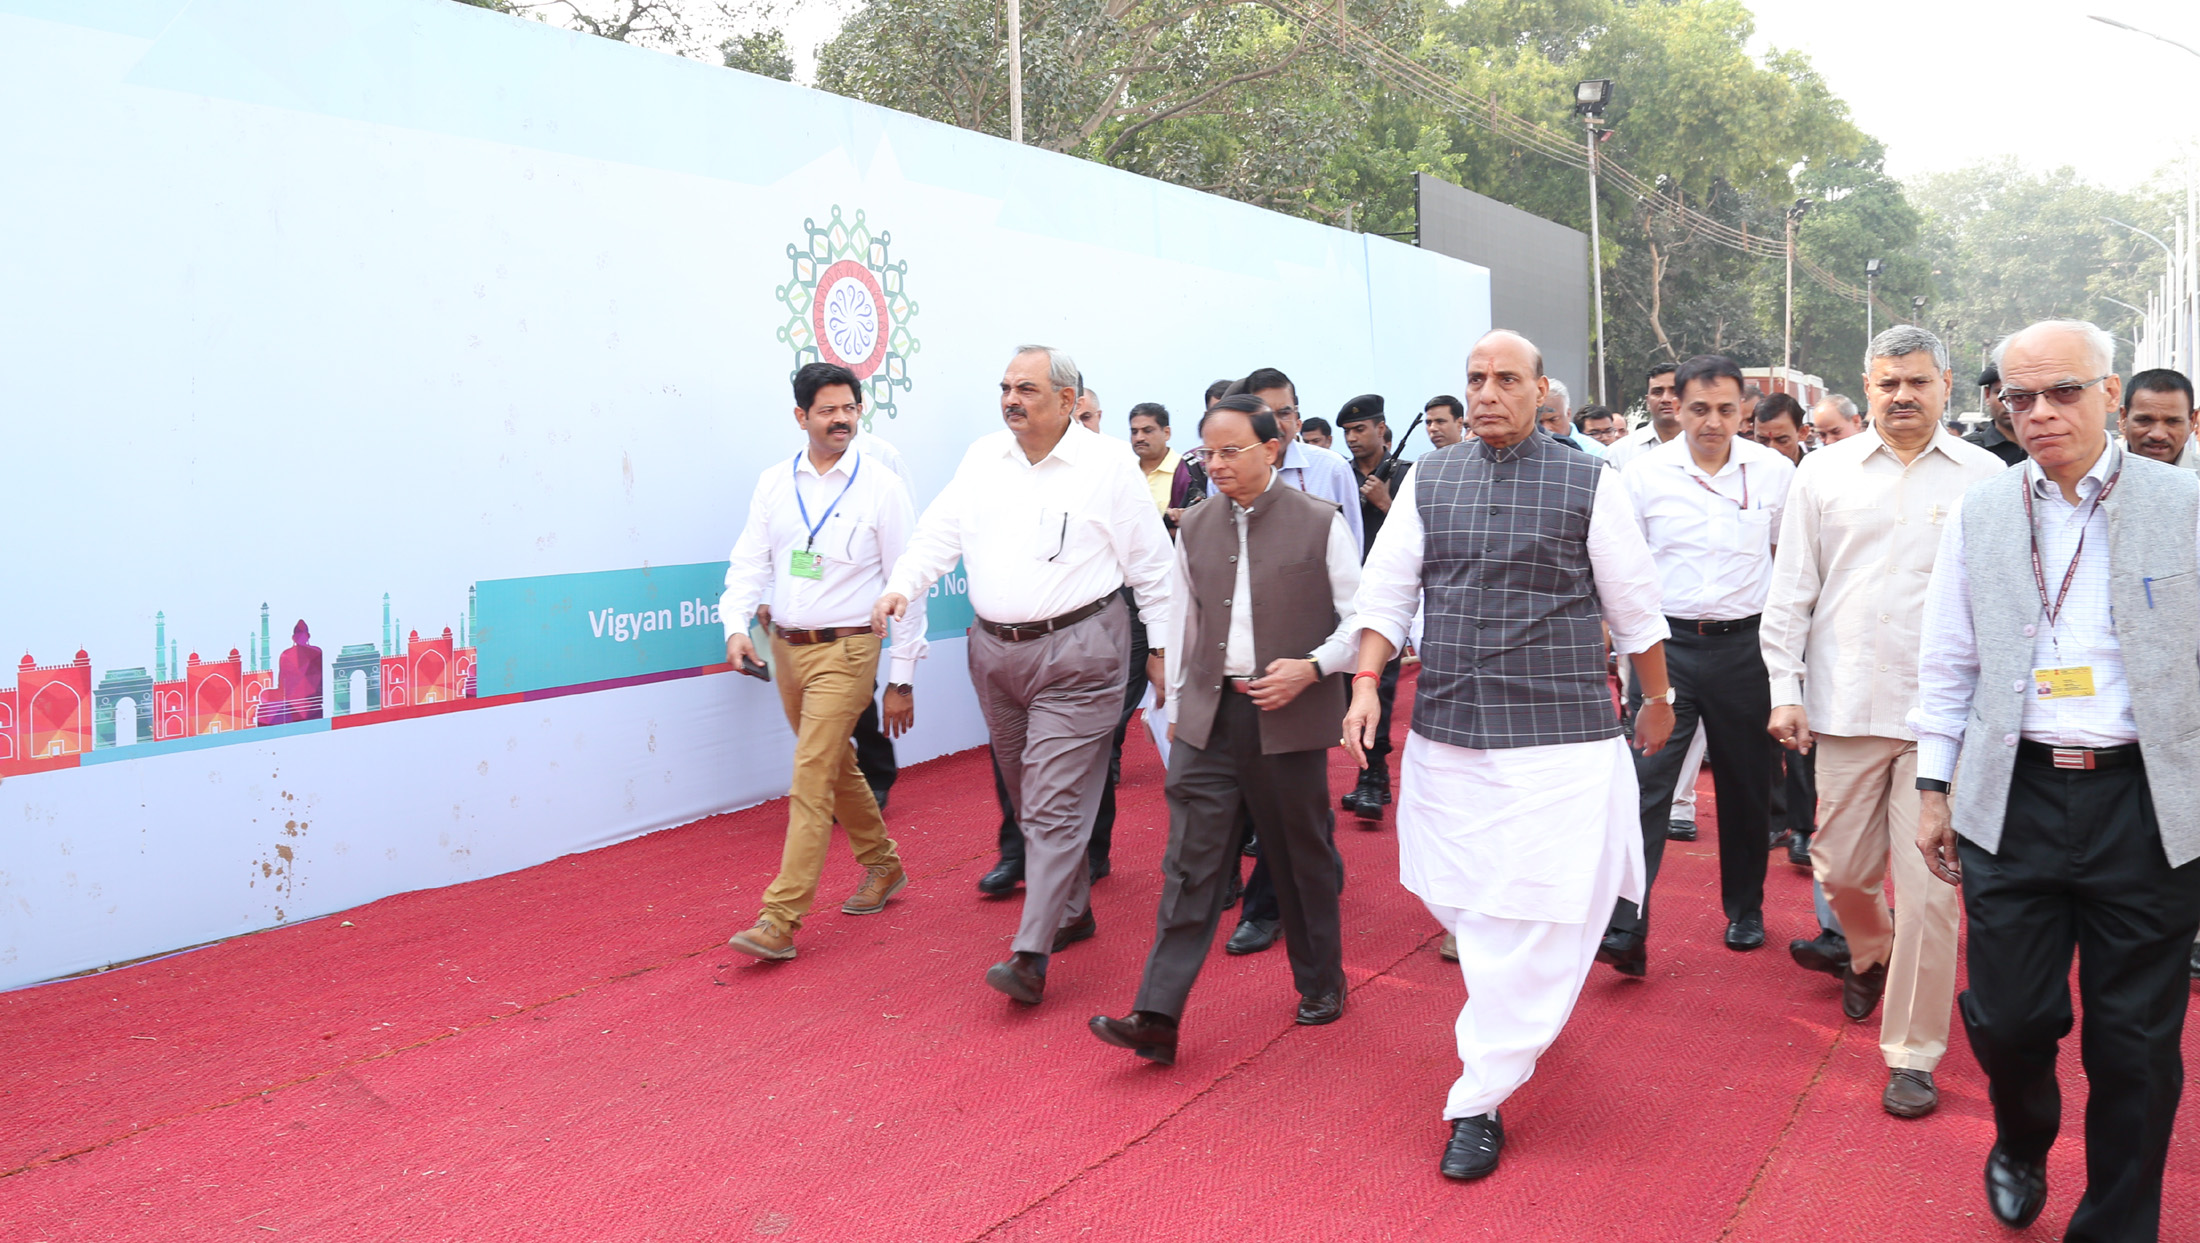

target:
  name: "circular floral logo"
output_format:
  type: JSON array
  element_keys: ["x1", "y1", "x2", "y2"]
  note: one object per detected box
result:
[{"x1": 776, "y1": 207, "x2": 918, "y2": 428}]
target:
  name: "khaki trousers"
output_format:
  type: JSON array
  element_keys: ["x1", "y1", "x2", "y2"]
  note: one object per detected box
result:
[
  {"x1": 1811, "y1": 733, "x2": 1957, "y2": 1071},
  {"x1": 758, "y1": 632, "x2": 898, "y2": 934}
]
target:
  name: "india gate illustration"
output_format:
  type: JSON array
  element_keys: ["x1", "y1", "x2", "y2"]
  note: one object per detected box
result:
[{"x1": 1, "y1": 592, "x2": 478, "y2": 768}]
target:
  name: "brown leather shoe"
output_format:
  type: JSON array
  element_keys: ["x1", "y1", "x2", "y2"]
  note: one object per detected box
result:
[
  {"x1": 727, "y1": 919, "x2": 796, "y2": 961},
  {"x1": 985, "y1": 951, "x2": 1047, "y2": 1004},
  {"x1": 1088, "y1": 1011, "x2": 1178, "y2": 1065},
  {"x1": 1842, "y1": 960, "x2": 1889, "y2": 1021},
  {"x1": 1052, "y1": 909, "x2": 1097, "y2": 952},
  {"x1": 1883, "y1": 1068, "x2": 1938, "y2": 1118},
  {"x1": 841, "y1": 862, "x2": 908, "y2": 915},
  {"x1": 1439, "y1": 933, "x2": 1459, "y2": 963}
]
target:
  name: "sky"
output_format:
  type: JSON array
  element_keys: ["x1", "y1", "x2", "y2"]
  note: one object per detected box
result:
[
  {"x1": 1744, "y1": 0, "x2": 2198, "y2": 192},
  {"x1": 762, "y1": 0, "x2": 2200, "y2": 192}
]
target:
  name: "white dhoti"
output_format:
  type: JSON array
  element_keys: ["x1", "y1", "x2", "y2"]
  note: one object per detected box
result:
[{"x1": 1398, "y1": 730, "x2": 1643, "y2": 1120}]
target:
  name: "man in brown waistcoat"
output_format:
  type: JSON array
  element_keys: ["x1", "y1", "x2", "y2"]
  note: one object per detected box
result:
[{"x1": 1088, "y1": 395, "x2": 1363, "y2": 1065}]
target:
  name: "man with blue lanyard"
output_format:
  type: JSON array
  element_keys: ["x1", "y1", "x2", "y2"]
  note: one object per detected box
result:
[{"x1": 723, "y1": 362, "x2": 927, "y2": 961}]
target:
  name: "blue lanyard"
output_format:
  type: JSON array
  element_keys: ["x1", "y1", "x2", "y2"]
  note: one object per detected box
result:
[{"x1": 794, "y1": 451, "x2": 862, "y2": 551}]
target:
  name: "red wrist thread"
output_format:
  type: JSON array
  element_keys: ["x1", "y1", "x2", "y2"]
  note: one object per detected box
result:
[{"x1": 1353, "y1": 671, "x2": 1380, "y2": 683}]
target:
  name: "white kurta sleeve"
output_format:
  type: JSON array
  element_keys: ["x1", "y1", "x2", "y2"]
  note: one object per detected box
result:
[
  {"x1": 1311, "y1": 510, "x2": 1364, "y2": 675},
  {"x1": 1760, "y1": 462, "x2": 1825, "y2": 709},
  {"x1": 1163, "y1": 539, "x2": 1191, "y2": 700},
  {"x1": 884, "y1": 454, "x2": 971, "y2": 604},
  {"x1": 874, "y1": 469, "x2": 928, "y2": 684},
  {"x1": 1587, "y1": 467, "x2": 1670, "y2": 656},
  {"x1": 1352, "y1": 466, "x2": 1424, "y2": 652}
]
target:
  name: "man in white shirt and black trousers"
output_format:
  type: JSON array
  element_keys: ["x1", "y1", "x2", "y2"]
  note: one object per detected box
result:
[
  {"x1": 1601, "y1": 354, "x2": 1796, "y2": 972},
  {"x1": 876, "y1": 345, "x2": 1172, "y2": 1006},
  {"x1": 1914, "y1": 318, "x2": 2200, "y2": 1238},
  {"x1": 723, "y1": 362, "x2": 926, "y2": 961}
]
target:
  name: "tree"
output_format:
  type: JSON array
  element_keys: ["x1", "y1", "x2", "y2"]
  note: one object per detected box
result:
[
  {"x1": 722, "y1": 28, "x2": 795, "y2": 80},
  {"x1": 1912, "y1": 161, "x2": 2172, "y2": 379}
]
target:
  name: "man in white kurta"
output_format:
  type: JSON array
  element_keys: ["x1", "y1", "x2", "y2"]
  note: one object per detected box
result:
[{"x1": 1345, "y1": 330, "x2": 1675, "y2": 1182}]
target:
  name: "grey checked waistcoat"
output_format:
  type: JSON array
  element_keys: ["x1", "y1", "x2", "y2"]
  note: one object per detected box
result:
[
  {"x1": 1951, "y1": 452, "x2": 2200, "y2": 866},
  {"x1": 1411, "y1": 432, "x2": 1618, "y2": 750}
]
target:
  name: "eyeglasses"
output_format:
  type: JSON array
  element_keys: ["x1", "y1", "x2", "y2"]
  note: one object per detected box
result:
[
  {"x1": 1186, "y1": 444, "x2": 1263, "y2": 465},
  {"x1": 2000, "y1": 375, "x2": 2109, "y2": 414}
]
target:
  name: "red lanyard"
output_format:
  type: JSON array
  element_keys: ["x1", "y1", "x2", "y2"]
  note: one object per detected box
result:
[
  {"x1": 2022, "y1": 451, "x2": 2123, "y2": 628},
  {"x1": 1689, "y1": 463, "x2": 1749, "y2": 510}
]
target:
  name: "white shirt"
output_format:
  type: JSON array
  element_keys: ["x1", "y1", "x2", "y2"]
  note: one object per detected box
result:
[
  {"x1": 1161, "y1": 472, "x2": 1361, "y2": 698},
  {"x1": 853, "y1": 430, "x2": 910, "y2": 482},
  {"x1": 886, "y1": 423, "x2": 1173, "y2": 633},
  {"x1": 1760, "y1": 429, "x2": 2006, "y2": 739},
  {"x1": 1600, "y1": 422, "x2": 1674, "y2": 472},
  {"x1": 1625, "y1": 435, "x2": 1795, "y2": 621},
  {"x1": 723, "y1": 447, "x2": 928, "y2": 684},
  {"x1": 1911, "y1": 446, "x2": 2196, "y2": 781},
  {"x1": 1568, "y1": 430, "x2": 1607, "y2": 458},
  {"x1": 1208, "y1": 439, "x2": 1364, "y2": 550},
  {"x1": 1355, "y1": 457, "x2": 1670, "y2": 660}
]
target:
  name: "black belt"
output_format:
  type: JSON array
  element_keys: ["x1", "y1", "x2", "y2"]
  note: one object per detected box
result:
[
  {"x1": 2016, "y1": 739, "x2": 2141, "y2": 771},
  {"x1": 976, "y1": 594, "x2": 1115, "y2": 643},
  {"x1": 1666, "y1": 614, "x2": 1761, "y2": 636},
  {"x1": 772, "y1": 624, "x2": 869, "y2": 646}
]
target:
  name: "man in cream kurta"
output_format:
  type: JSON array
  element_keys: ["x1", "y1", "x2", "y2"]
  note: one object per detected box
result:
[{"x1": 1344, "y1": 330, "x2": 1675, "y2": 1183}]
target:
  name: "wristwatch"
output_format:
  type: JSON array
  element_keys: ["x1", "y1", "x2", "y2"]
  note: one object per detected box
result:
[
  {"x1": 886, "y1": 683, "x2": 913, "y2": 694},
  {"x1": 1642, "y1": 687, "x2": 1678, "y2": 706}
]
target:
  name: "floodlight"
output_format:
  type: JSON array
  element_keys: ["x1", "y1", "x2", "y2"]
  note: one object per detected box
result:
[{"x1": 1573, "y1": 79, "x2": 1613, "y2": 116}]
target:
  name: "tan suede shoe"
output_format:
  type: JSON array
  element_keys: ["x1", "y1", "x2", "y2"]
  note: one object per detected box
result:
[
  {"x1": 841, "y1": 862, "x2": 908, "y2": 915},
  {"x1": 728, "y1": 919, "x2": 796, "y2": 961}
]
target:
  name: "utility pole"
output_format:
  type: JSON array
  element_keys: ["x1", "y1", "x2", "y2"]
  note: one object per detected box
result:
[
  {"x1": 1783, "y1": 199, "x2": 1811, "y2": 386},
  {"x1": 1573, "y1": 80, "x2": 1613, "y2": 406},
  {"x1": 1865, "y1": 258, "x2": 1882, "y2": 346},
  {"x1": 1008, "y1": 0, "x2": 1023, "y2": 144}
]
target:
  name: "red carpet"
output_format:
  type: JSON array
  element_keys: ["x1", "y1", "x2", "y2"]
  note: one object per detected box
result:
[{"x1": 5, "y1": 674, "x2": 2197, "y2": 1241}]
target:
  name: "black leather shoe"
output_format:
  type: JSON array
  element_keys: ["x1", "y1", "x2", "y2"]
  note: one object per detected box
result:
[
  {"x1": 1089, "y1": 1011, "x2": 1178, "y2": 1065},
  {"x1": 1226, "y1": 918, "x2": 1280, "y2": 955},
  {"x1": 1240, "y1": 833, "x2": 1260, "y2": 858},
  {"x1": 1347, "y1": 772, "x2": 1388, "y2": 824},
  {"x1": 977, "y1": 858, "x2": 1023, "y2": 896},
  {"x1": 1725, "y1": 916, "x2": 1766, "y2": 951},
  {"x1": 1296, "y1": 991, "x2": 1345, "y2": 1025},
  {"x1": 1596, "y1": 929, "x2": 1647, "y2": 977},
  {"x1": 1052, "y1": 909, "x2": 1097, "y2": 953},
  {"x1": 984, "y1": 952, "x2": 1047, "y2": 1005},
  {"x1": 1768, "y1": 826, "x2": 1791, "y2": 851},
  {"x1": 1984, "y1": 1143, "x2": 2048, "y2": 1228},
  {"x1": 1088, "y1": 856, "x2": 1111, "y2": 882},
  {"x1": 1439, "y1": 1112, "x2": 1505, "y2": 1181},
  {"x1": 1666, "y1": 820, "x2": 1697, "y2": 842},
  {"x1": 1786, "y1": 831, "x2": 1812, "y2": 868},
  {"x1": 869, "y1": 784, "x2": 891, "y2": 814},
  {"x1": 1842, "y1": 960, "x2": 1889, "y2": 1021},
  {"x1": 1788, "y1": 930, "x2": 1850, "y2": 978},
  {"x1": 1222, "y1": 875, "x2": 1243, "y2": 911},
  {"x1": 2190, "y1": 935, "x2": 2200, "y2": 980},
  {"x1": 1882, "y1": 1068, "x2": 1937, "y2": 1118}
]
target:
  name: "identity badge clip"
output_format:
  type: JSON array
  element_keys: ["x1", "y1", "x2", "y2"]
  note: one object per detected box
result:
[
  {"x1": 2031, "y1": 666, "x2": 2096, "y2": 700},
  {"x1": 789, "y1": 548, "x2": 824, "y2": 580}
]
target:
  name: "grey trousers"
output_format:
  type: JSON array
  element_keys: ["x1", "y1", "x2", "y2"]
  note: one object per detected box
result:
[
  {"x1": 1135, "y1": 692, "x2": 1345, "y2": 1017},
  {"x1": 968, "y1": 595, "x2": 1131, "y2": 957}
]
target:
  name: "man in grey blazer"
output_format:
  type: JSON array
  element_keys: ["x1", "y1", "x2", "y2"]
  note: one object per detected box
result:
[{"x1": 1913, "y1": 318, "x2": 2200, "y2": 1238}]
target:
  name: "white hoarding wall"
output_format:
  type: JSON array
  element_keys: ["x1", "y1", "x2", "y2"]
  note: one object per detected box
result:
[{"x1": 0, "y1": 0, "x2": 1492, "y2": 990}]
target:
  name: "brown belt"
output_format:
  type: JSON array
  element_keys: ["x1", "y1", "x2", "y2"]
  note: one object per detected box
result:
[
  {"x1": 772, "y1": 624, "x2": 870, "y2": 646},
  {"x1": 976, "y1": 594, "x2": 1115, "y2": 643}
]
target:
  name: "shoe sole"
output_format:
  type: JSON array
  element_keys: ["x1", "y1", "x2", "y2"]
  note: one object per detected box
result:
[
  {"x1": 1883, "y1": 1096, "x2": 1938, "y2": 1119},
  {"x1": 841, "y1": 872, "x2": 909, "y2": 915},
  {"x1": 1225, "y1": 936, "x2": 1277, "y2": 957},
  {"x1": 1295, "y1": 1007, "x2": 1345, "y2": 1026},
  {"x1": 727, "y1": 937, "x2": 796, "y2": 962},
  {"x1": 984, "y1": 962, "x2": 1044, "y2": 1005}
]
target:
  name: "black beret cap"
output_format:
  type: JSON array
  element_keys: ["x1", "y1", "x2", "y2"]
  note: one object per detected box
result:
[{"x1": 1335, "y1": 393, "x2": 1386, "y2": 424}]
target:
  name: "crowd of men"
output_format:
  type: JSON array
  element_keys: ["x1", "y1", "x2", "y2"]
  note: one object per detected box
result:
[{"x1": 716, "y1": 319, "x2": 2200, "y2": 1241}]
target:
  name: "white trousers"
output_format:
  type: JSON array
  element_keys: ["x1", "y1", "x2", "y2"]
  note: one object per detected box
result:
[{"x1": 1420, "y1": 809, "x2": 1632, "y2": 1120}]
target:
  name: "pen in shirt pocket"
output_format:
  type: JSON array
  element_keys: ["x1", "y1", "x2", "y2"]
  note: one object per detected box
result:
[{"x1": 2145, "y1": 577, "x2": 2155, "y2": 608}]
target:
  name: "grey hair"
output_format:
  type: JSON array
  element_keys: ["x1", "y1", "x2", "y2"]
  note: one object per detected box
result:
[
  {"x1": 1865, "y1": 324, "x2": 1949, "y2": 374},
  {"x1": 1543, "y1": 378, "x2": 1571, "y2": 409},
  {"x1": 1991, "y1": 319, "x2": 2117, "y2": 376},
  {"x1": 1472, "y1": 328, "x2": 1546, "y2": 377},
  {"x1": 1014, "y1": 344, "x2": 1083, "y2": 394},
  {"x1": 1816, "y1": 393, "x2": 1859, "y2": 419}
]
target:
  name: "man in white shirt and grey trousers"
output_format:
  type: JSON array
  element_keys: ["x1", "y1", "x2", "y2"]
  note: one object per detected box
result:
[
  {"x1": 876, "y1": 345, "x2": 1173, "y2": 1006},
  {"x1": 1914, "y1": 319, "x2": 2200, "y2": 1237}
]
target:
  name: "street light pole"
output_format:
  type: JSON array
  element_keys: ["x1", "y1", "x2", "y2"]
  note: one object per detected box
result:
[
  {"x1": 1008, "y1": 0, "x2": 1023, "y2": 143},
  {"x1": 2090, "y1": 14, "x2": 2200, "y2": 60},
  {"x1": 1573, "y1": 79, "x2": 1613, "y2": 407},
  {"x1": 1783, "y1": 199, "x2": 1810, "y2": 385},
  {"x1": 1865, "y1": 258, "x2": 1882, "y2": 346}
]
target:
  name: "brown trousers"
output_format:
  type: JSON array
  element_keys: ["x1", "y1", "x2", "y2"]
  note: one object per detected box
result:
[{"x1": 757, "y1": 632, "x2": 898, "y2": 934}]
